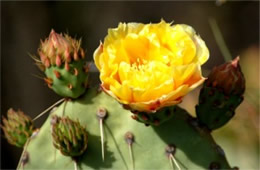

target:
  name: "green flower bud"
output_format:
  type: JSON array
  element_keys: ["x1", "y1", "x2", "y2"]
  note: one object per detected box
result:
[
  {"x1": 34, "y1": 29, "x2": 88, "y2": 99},
  {"x1": 51, "y1": 115, "x2": 88, "y2": 158},
  {"x1": 1, "y1": 108, "x2": 34, "y2": 147},
  {"x1": 196, "y1": 57, "x2": 246, "y2": 130}
]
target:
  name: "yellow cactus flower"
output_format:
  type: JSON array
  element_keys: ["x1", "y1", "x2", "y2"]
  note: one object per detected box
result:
[{"x1": 94, "y1": 20, "x2": 209, "y2": 113}]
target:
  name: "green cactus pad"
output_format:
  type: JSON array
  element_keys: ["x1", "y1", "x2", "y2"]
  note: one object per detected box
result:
[
  {"x1": 45, "y1": 60, "x2": 88, "y2": 99},
  {"x1": 20, "y1": 88, "x2": 231, "y2": 169},
  {"x1": 196, "y1": 85, "x2": 243, "y2": 130}
]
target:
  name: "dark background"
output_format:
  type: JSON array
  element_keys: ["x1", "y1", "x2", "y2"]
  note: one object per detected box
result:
[{"x1": 1, "y1": 1, "x2": 259, "y2": 169}]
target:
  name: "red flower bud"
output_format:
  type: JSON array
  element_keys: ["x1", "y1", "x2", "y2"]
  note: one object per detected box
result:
[{"x1": 206, "y1": 57, "x2": 245, "y2": 96}]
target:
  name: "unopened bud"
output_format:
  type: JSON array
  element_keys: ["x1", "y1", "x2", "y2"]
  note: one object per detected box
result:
[
  {"x1": 206, "y1": 56, "x2": 245, "y2": 96},
  {"x1": 196, "y1": 57, "x2": 246, "y2": 130},
  {"x1": 1, "y1": 108, "x2": 35, "y2": 147},
  {"x1": 51, "y1": 115, "x2": 88, "y2": 158}
]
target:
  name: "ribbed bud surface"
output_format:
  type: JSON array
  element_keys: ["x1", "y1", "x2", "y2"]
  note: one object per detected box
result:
[
  {"x1": 1, "y1": 108, "x2": 34, "y2": 147},
  {"x1": 51, "y1": 115, "x2": 88, "y2": 158},
  {"x1": 35, "y1": 30, "x2": 88, "y2": 98}
]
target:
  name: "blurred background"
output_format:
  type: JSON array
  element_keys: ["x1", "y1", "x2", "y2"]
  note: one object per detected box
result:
[{"x1": 1, "y1": 1, "x2": 259, "y2": 169}]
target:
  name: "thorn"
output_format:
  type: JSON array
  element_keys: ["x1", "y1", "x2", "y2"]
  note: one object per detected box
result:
[
  {"x1": 124, "y1": 132, "x2": 135, "y2": 170},
  {"x1": 44, "y1": 58, "x2": 50, "y2": 68},
  {"x1": 74, "y1": 68, "x2": 78, "y2": 76},
  {"x1": 165, "y1": 144, "x2": 181, "y2": 170},
  {"x1": 56, "y1": 55, "x2": 62, "y2": 67},
  {"x1": 68, "y1": 84, "x2": 73, "y2": 90},
  {"x1": 32, "y1": 98, "x2": 65, "y2": 121},
  {"x1": 169, "y1": 155, "x2": 174, "y2": 170},
  {"x1": 39, "y1": 51, "x2": 46, "y2": 62},
  {"x1": 96, "y1": 107, "x2": 107, "y2": 162},
  {"x1": 44, "y1": 77, "x2": 53, "y2": 88},
  {"x1": 80, "y1": 48, "x2": 85, "y2": 59},
  {"x1": 53, "y1": 70, "x2": 61, "y2": 79},
  {"x1": 50, "y1": 29, "x2": 55, "y2": 35},
  {"x1": 62, "y1": 99, "x2": 69, "y2": 116},
  {"x1": 74, "y1": 161, "x2": 78, "y2": 170},
  {"x1": 131, "y1": 115, "x2": 138, "y2": 120},
  {"x1": 231, "y1": 56, "x2": 240, "y2": 68},
  {"x1": 65, "y1": 47, "x2": 71, "y2": 63},
  {"x1": 65, "y1": 62, "x2": 70, "y2": 71},
  {"x1": 170, "y1": 154, "x2": 181, "y2": 170},
  {"x1": 74, "y1": 51, "x2": 79, "y2": 61},
  {"x1": 99, "y1": 119, "x2": 105, "y2": 162}
]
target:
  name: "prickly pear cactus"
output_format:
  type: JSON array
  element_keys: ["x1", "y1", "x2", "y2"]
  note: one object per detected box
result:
[
  {"x1": 2, "y1": 21, "x2": 247, "y2": 170},
  {"x1": 19, "y1": 88, "x2": 231, "y2": 169}
]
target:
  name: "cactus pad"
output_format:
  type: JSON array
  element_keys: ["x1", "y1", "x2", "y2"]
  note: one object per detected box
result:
[
  {"x1": 20, "y1": 88, "x2": 231, "y2": 169},
  {"x1": 196, "y1": 85, "x2": 243, "y2": 130}
]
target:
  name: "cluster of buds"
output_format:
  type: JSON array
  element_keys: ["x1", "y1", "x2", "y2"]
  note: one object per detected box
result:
[
  {"x1": 196, "y1": 57, "x2": 245, "y2": 130},
  {"x1": 51, "y1": 115, "x2": 88, "y2": 158},
  {"x1": 1, "y1": 108, "x2": 35, "y2": 147}
]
